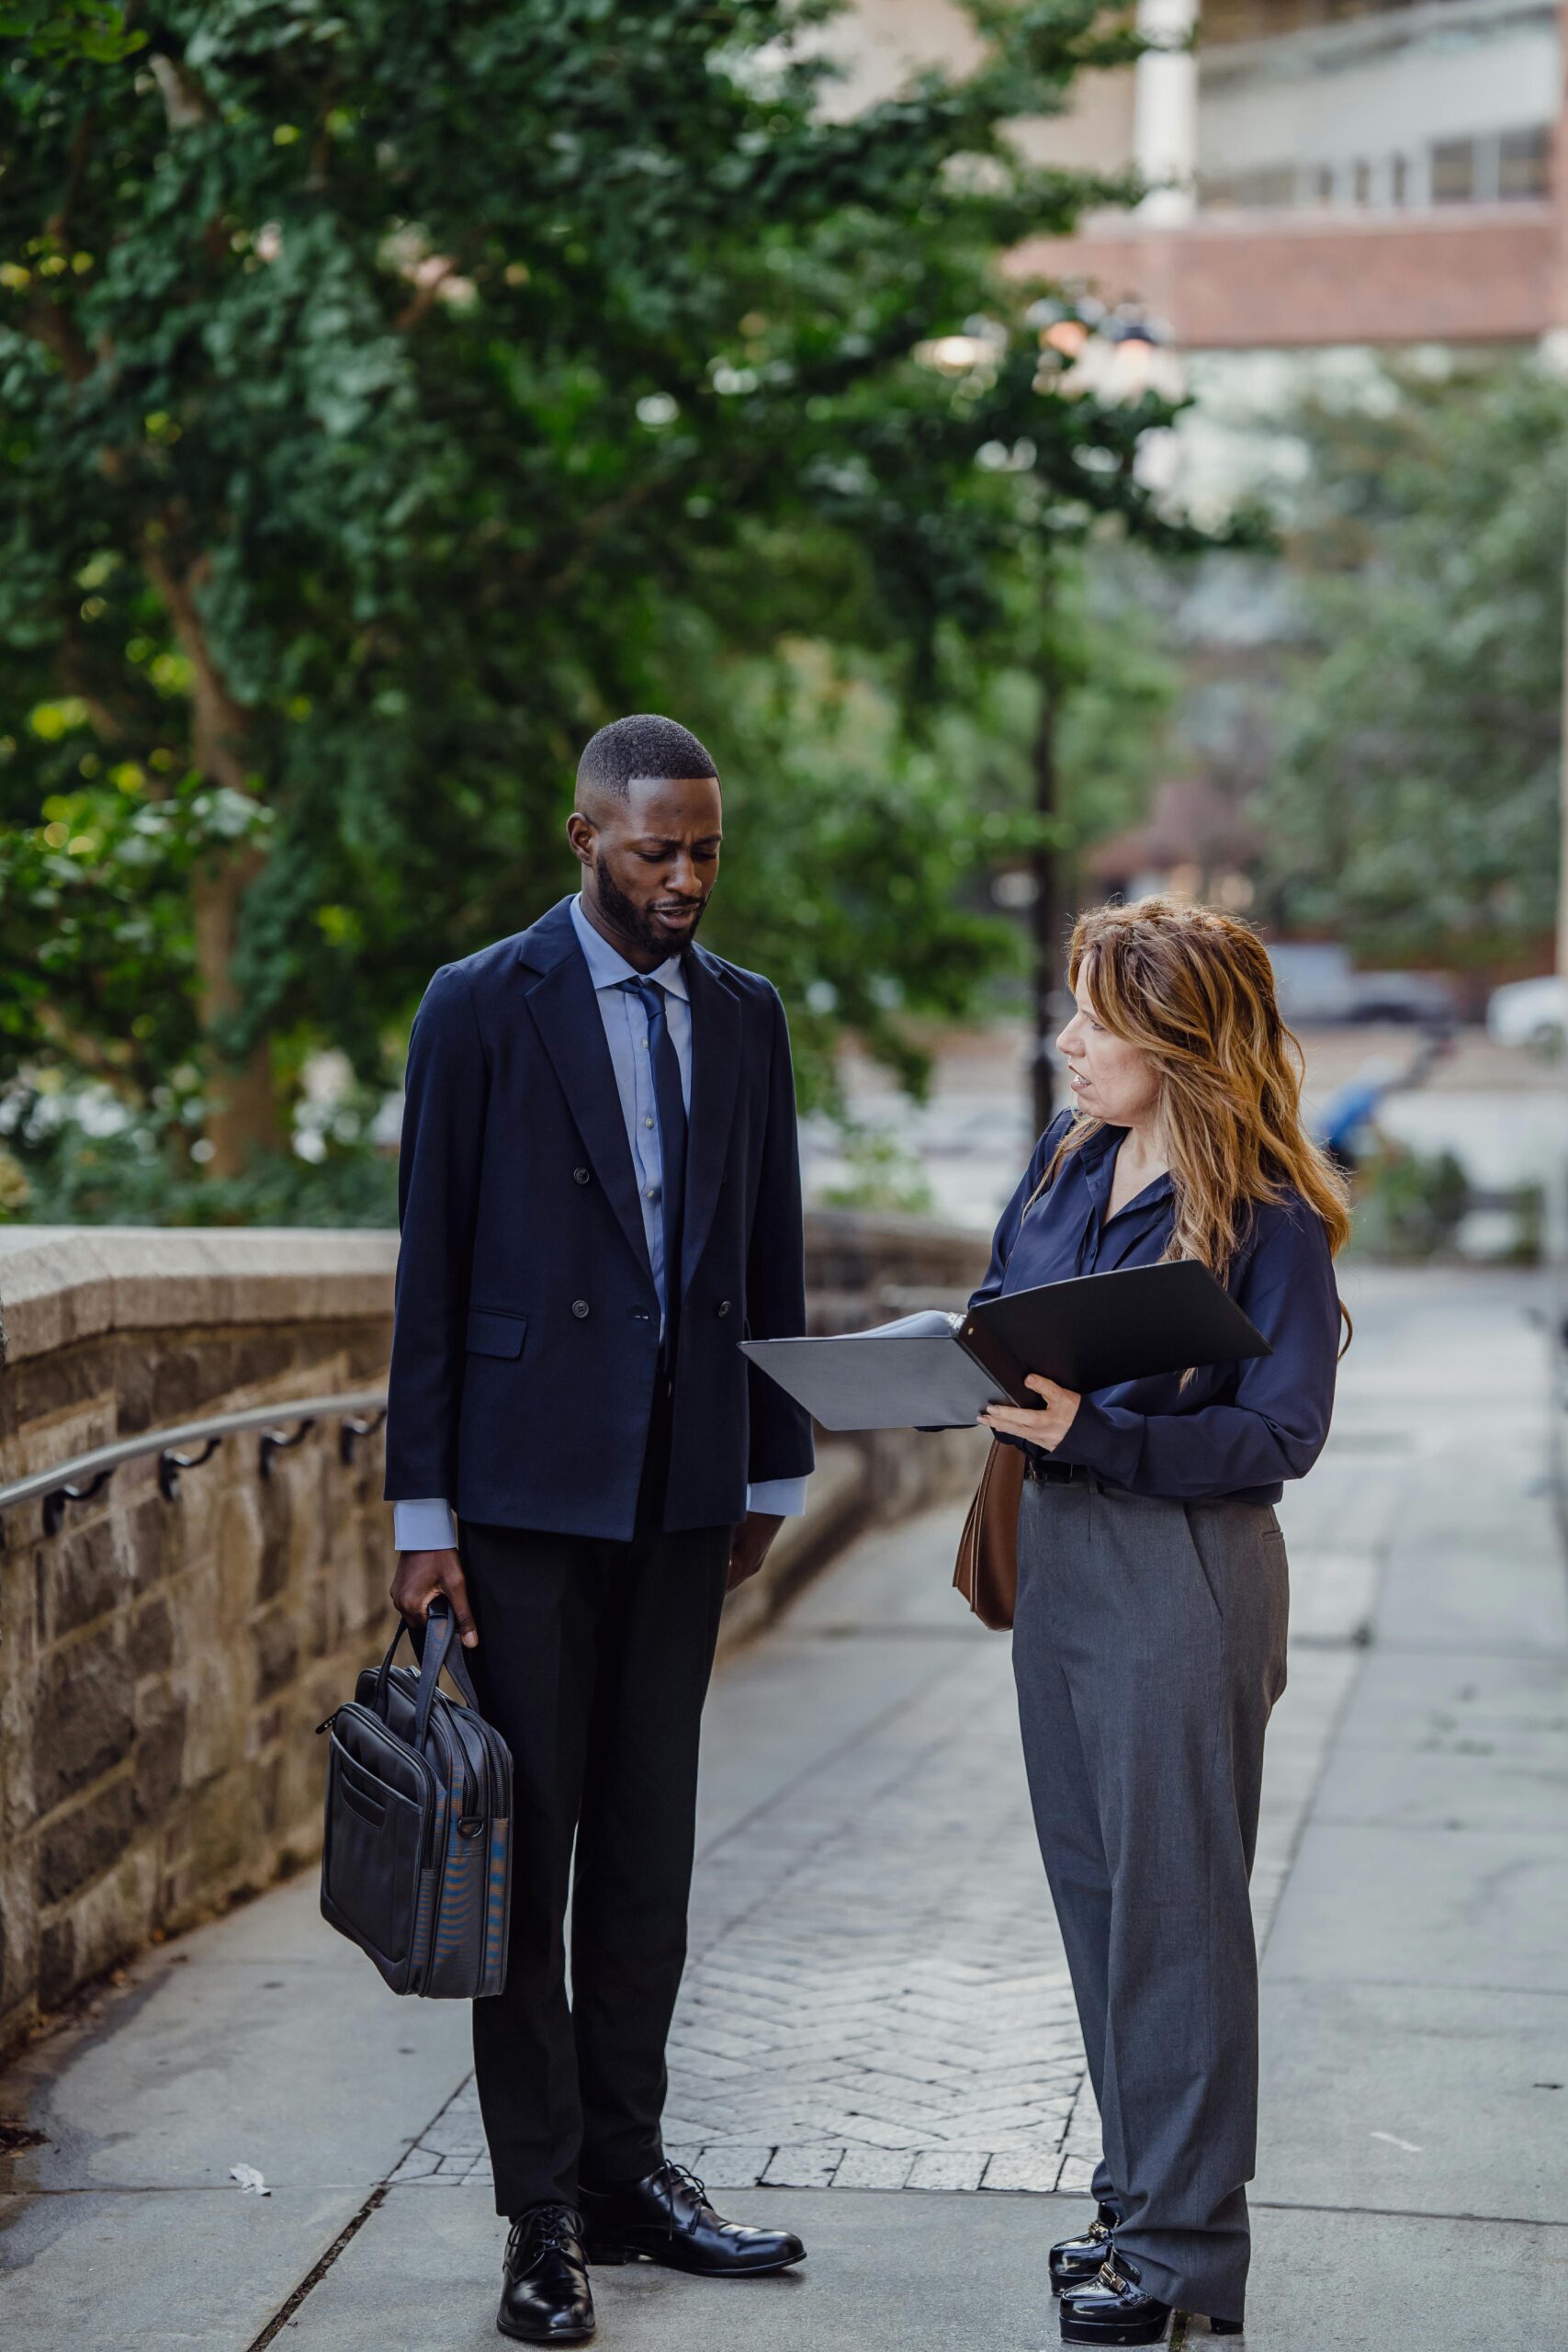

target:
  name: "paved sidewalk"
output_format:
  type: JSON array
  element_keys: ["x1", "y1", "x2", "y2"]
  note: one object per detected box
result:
[{"x1": 2, "y1": 1266, "x2": 1563, "y2": 2350}]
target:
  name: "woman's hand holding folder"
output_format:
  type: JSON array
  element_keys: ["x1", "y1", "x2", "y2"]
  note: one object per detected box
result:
[{"x1": 980, "y1": 1374, "x2": 1081, "y2": 1453}]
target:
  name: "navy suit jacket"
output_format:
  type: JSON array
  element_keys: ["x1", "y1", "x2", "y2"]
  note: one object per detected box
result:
[{"x1": 384, "y1": 896, "x2": 816, "y2": 1540}]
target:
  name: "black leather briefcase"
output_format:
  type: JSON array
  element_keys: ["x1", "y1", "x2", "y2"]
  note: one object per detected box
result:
[{"x1": 318, "y1": 1598, "x2": 512, "y2": 1997}]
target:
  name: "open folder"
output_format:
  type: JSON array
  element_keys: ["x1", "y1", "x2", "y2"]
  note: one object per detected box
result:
[{"x1": 740, "y1": 1259, "x2": 1271, "y2": 1433}]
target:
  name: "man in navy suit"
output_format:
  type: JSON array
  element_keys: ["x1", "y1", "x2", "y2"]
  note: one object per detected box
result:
[{"x1": 386, "y1": 715, "x2": 815, "y2": 2344}]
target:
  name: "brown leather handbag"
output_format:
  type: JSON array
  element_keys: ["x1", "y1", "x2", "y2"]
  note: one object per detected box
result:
[{"x1": 953, "y1": 1437, "x2": 1025, "y2": 1630}]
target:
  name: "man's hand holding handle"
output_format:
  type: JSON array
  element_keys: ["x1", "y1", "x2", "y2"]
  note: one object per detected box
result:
[{"x1": 389, "y1": 1547, "x2": 480, "y2": 1646}]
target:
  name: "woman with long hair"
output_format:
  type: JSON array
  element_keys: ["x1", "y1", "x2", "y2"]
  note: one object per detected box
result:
[{"x1": 974, "y1": 897, "x2": 1350, "y2": 2346}]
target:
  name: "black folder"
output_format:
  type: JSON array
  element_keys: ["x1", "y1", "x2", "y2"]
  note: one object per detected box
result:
[{"x1": 740, "y1": 1259, "x2": 1270, "y2": 1433}]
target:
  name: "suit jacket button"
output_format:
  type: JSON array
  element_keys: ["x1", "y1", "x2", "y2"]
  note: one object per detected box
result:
[
  {"x1": 716, "y1": 1299, "x2": 732, "y2": 1317},
  {"x1": 572, "y1": 1299, "x2": 591, "y2": 1318},
  {"x1": 573, "y1": 1167, "x2": 591, "y2": 1185}
]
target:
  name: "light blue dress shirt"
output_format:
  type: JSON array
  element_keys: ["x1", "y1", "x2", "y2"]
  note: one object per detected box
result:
[{"x1": 392, "y1": 895, "x2": 808, "y2": 1550}]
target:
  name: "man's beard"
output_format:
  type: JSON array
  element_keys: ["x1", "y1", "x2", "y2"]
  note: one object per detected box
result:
[{"x1": 594, "y1": 853, "x2": 707, "y2": 956}]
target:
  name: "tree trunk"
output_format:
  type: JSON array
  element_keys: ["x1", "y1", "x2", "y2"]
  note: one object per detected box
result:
[
  {"x1": 189, "y1": 847, "x2": 280, "y2": 1176},
  {"x1": 1030, "y1": 668, "x2": 1062, "y2": 1142},
  {"x1": 142, "y1": 544, "x2": 281, "y2": 1174}
]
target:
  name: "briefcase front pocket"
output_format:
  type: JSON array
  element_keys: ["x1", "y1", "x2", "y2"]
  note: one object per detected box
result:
[{"x1": 322, "y1": 1729, "x2": 430, "y2": 1986}]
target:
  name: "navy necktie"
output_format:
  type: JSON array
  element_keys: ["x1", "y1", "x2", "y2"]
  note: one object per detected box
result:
[{"x1": 620, "y1": 978, "x2": 687, "y2": 1344}]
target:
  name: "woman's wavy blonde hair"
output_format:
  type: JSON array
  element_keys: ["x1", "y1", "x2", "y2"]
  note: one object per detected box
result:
[{"x1": 1033, "y1": 896, "x2": 1352, "y2": 1353}]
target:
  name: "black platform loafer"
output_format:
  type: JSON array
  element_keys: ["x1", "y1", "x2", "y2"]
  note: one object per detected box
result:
[
  {"x1": 1050, "y1": 2202, "x2": 1120, "y2": 2295},
  {"x1": 498, "y1": 2203, "x2": 595, "y2": 2344},
  {"x1": 581, "y1": 2161, "x2": 807, "y2": 2277},
  {"x1": 1060, "y1": 2256, "x2": 1243, "y2": 2346},
  {"x1": 1060, "y1": 2255, "x2": 1172, "y2": 2346}
]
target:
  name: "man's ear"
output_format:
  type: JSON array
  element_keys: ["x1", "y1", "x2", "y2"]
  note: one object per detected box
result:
[{"x1": 565, "y1": 810, "x2": 595, "y2": 867}]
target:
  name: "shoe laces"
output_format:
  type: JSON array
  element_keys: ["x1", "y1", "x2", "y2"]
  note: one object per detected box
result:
[
  {"x1": 654, "y1": 2160, "x2": 713, "y2": 2230},
  {"x1": 510, "y1": 2203, "x2": 586, "y2": 2269}
]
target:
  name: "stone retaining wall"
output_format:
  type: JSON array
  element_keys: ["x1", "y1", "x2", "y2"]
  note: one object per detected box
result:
[{"x1": 0, "y1": 1213, "x2": 987, "y2": 2061}]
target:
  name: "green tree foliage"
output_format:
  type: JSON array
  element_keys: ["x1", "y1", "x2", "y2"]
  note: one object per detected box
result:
[
  {"x1": 0, "y1": 0, "x2": 1193, "y2": 1204},
  {"x1": 1257, "y1": 355, "x2": 1565, "y2": 969}
]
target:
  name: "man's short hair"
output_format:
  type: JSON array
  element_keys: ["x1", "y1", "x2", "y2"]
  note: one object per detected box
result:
[{"x1": 576, "y1": 714, "x2": 717, "y2": 799}]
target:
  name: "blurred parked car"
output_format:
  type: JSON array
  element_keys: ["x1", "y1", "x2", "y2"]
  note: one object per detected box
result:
[
  {"x1": 1486, "y1": 976, "x2": 1565, "y2": 1052},
  {"x1": 1343, "y1": 970, "x2": 1457, "y2": 1026},
  {"x1": 1269, "y1": 944, "x2": 1457, "y2": 1028},
  {"x1": 1268, "y1": 943, "x2": 1358, "y2": 1024}
]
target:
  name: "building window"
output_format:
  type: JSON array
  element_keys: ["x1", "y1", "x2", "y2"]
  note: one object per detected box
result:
[
  {"x1": 1498, "y1": 125, "x2": 1551, "y2": 200},
  {"x1": 1391, "y1": 153, "x2": 1408, "y2": 206},
  {"x1": 1314, "y1": 163, "x2": 1337, "y2": 204},
  {"x1": 1430, "y1": 139, "x2": 1474, "y2": 204},
  {"x1": 1352, "y1": 159, "x2": 1372, "y2": 205}
]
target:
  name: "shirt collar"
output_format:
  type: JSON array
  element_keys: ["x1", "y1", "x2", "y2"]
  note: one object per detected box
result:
[
  {"x1": 1078, "y1": 1122, "x2": 1175, "y2": 1216},
  {"x1": 570, "y1": 893, "x2": 690, "y2": 1001}
]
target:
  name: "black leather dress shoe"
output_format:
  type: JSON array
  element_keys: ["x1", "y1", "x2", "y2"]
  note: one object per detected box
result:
[
  {"x1": 1059, "y1": 2255, "x2": 1243, "y2": 2345},
  {"x1": 580, "y1": 2161, "x2": 807, "y2": 2276},
  {"x1": 498, "y1": 2204, "x2": 595, "y2": 2344},
  {"x1": 1050, "y1": 2202, "x2": 1119, "y2": 2295}
]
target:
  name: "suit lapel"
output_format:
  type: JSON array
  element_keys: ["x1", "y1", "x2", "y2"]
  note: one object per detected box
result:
[
  {"x1": 681, "y1": 948, "x2": 741, "y2": 1300},
  {"x1": 517, "y1": 902, "x2": 653, "y2": 1285}
]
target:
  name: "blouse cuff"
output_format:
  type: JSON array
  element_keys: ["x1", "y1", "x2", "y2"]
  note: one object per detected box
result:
[{"x1": 1050, "y1": 1394, "x2": 1143, "y2": 1488}]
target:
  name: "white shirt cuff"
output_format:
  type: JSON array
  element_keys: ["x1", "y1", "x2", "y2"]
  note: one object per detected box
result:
[
  {"x1": 393, "y1": 1497, "x2": 457, "y2": 1552},
  {"x1": 744, "y1": 1477, "x2": 808, "y2": 1519},
  {"x1": 395, "y1": 1486, "x2": 806, "y2": 1542}
]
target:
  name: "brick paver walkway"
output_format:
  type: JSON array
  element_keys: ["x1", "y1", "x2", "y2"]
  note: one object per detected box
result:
[{"x1": 395, "y1": 1447, "x2": 1374, "y2": 2202}]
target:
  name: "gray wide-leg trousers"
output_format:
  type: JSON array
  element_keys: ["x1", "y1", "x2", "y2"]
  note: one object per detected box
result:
[{"x1": 1012, "y1": 1470, "x2": 1288, "y2": 2324}]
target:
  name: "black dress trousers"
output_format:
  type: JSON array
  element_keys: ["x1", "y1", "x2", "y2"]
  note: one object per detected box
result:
[{"x1": 458, "y1": 1422, "x2": 731, "y2": 2219}]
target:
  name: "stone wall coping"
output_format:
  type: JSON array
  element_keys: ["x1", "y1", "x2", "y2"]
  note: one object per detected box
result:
[
  {"x1": 804, "y1": 1206, "x2": 987, "y2": 1248},
  {"x1": 0, "y1": 1207, "x2": 986, "y2": 1370},
  {"x1": 0, "y1": 1227, "x2": 400, "y2": 1368},
  {"x1": 0, "y1": 1204, "x2": 987, "y2": 2051}
]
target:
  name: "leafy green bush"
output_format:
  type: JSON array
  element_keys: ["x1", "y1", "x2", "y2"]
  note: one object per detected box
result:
[
  {"x1": 0, "y1": 1092, "x2": 396, "y2": 1227},
  {"x1": 1349, "y1": 1144, "x2": 1469, "y2": 1262},
  {"x1": 816, "y1": 1126, "x2": 936, "y2": 1218}
]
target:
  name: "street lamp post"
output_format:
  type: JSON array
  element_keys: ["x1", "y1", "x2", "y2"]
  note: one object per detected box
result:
[
  {"x1": 1030, "y1": 660, "x2": 1064, "y2": 1138},
  {"x1": 1022, "y1": 302, "x2": 1173, "y2": 1139},
  {"x1": 918, "y1": 301, "x2": 1178, "y2": 1144}
]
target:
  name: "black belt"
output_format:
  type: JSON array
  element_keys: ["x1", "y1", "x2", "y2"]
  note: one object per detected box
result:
[{"x1": 1022, "y1": 1454, "x2": 1086, "y2": 1486}]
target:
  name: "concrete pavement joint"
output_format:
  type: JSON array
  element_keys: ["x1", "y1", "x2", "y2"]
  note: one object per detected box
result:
[{"x1": 242, "y1": 2183, "x2": 388, "y2": 2352}]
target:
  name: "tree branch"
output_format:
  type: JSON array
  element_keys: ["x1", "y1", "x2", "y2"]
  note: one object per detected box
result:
[
  {"x1": 24, "y1": 293, "x2": 95, "y2": 382},
  {"x1": 138, "y1": 545, "x2": 252, "y2": 794},
  {"x1": 394, "y1": 257, "x2": 457, "y2": 333},
  {"x1": 58, "y1": 628, "x2": 130, "y2": 745},
  {"x1": 148, "y1": 51, "x2": 213, "y2": 130},
  {"x1": 45, "y1": 107, "x2": 95, "y2": 250}
]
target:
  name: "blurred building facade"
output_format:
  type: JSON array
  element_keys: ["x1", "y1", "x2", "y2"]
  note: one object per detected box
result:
[
  {"x1": 830, "y1": 0, "x2": 1566, "y2": 345},
  {"x1": 829, "y1": 0, "x2": 1567, "y2": 971}
]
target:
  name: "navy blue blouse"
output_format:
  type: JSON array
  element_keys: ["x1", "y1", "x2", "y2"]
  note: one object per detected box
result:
[{"x1": 971, "y1": 1110, "x2": 1341, "y2": 1504}]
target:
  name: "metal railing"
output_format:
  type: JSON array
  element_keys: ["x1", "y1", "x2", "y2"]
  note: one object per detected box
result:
[{"x1": 0, "y1": 1389, "x2": 389, "y2": 1537}]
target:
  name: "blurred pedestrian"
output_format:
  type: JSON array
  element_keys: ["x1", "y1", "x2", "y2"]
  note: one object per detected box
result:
[
  {"x1": 383, "y1": 716, "x2": 815, "y2": 2344},
  {"x1": 1314, "y1": 1021, "x2": 1454, "y2": 1176},
  {"x1": 975, "y1": 897, "x2": 1350, "y2": 2345}
]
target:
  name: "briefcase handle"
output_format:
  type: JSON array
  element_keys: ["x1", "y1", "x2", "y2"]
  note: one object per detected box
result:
[{"x1": 372, "y1": 1595, "x2": 482, "y2": 1740}]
